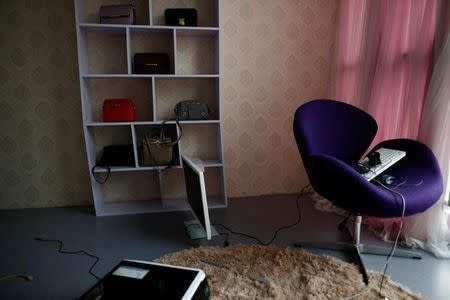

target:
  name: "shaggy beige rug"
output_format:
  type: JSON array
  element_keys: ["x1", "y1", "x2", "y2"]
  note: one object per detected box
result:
[{"x1": 155, "y1": 244, "x2": 424, "y2": 300}]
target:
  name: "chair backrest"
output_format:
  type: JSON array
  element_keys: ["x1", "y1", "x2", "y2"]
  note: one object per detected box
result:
[{"x1": 293, "y1": 99, "x2": 377, "y2": 166}]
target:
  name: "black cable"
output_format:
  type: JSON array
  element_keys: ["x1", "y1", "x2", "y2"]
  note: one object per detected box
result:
[
  {"x1": 34, "y1": 237, "x2": 100, "y2": 280},
  {"x1": 219, "y1": 231, "x2": 230, "y2": 247},
  {"x1": 212, "y1": 223, "x2": 266, "y2": 245},
  {"x1": 213, "y1": 184, "x2": 311, "y2": 246},
  {"x1": 0, "y1": 274, "x2": 33, "y2": 282}
]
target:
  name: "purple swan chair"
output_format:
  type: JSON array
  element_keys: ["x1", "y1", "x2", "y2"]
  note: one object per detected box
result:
[{"x1": 293, "y1": 99, "x2": 443, "y2": 284}]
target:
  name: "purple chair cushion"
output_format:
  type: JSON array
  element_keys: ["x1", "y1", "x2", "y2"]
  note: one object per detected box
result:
[{"x1": 294, "y1": 99, "x2": 443, "y2": 218}]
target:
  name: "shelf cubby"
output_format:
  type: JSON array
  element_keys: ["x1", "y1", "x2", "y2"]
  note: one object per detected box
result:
[
  {"x1": 154, "y1": 77, "x2": 219, "y2": 121},
  {"x1": 96, "y1": 171, "x2": 161, "y2": 215},
  {"x1": 81, "y1": 28, "x2": 128, "y2": 74},
  {"x1": 129, "y1": 27, "x2": 175, "y2": 74},
  {"x1": 133, "y1": 124, "x2": 181, "y2": 167},
  {"x1": 80, "y1": 0, "x2": 150, "y2": 25},
  {"x1": 101, "y1": 171, "x2": 161, "y2": 203},
  {"x1": 83, "y1": 78, "x2": 153, "y2": 122},
  {"x1": 176, "y1": 31, "x2": 218, "y2": 74},
  {"x1": 159, "y1": 168, "x2": 186, "y2": 202},
  {"x1": 203, "y1": 167, "x2": 225, "y2": 204},
  {"x1": 97, "y1": 199, "x2": 169, "y2": 216},
  {"x1": 151, "y1": 0, "x2": 219, "y2": 27},
  {"x1": 179, "y1": 124, "x2": 221, "y2": 162},
  {"x1": 88, "y1": 125, "x2": 135, "y2": 168}
]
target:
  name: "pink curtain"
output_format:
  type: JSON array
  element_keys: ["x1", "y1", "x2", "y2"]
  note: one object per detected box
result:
[
  {"x1": 331, "y1": 0, "x2": 437, "y2": 147},
  {"x1": 406, "y1": 28, "x2": 450, "y2": 257},
  {"x1": 331, "y1": 0, "x2": 442, "y2": 256}
]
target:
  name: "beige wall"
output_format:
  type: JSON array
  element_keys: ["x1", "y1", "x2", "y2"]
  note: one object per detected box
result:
[
  {"x1": 0, "y1": 0, "x2": 91, "y2": 209},
  {"x1": 0, "y1": 0, "x2": 337, "y2": 209},
  {"x1": 221, "y1": 0, "x2": 336, "y2": 196}
]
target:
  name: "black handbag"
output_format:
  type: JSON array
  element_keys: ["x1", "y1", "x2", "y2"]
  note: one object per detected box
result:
[
  {"x1": 174, "y1": 100, "x2": 210, "y2": 120},
  {"x1": 92, "y1": 144, "x2": 135, "y2": 183}
]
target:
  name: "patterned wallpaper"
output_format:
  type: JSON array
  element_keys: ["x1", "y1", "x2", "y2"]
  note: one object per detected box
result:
[
  {"x1": 0, "y1": 0, "x2": 336, "y2": 209},
  {"x1": 221, "y1": 0, "x2": 336, "y2": 196},
  {"x1": 0, "y1": 0, "x2": 92, "y2": 209}
]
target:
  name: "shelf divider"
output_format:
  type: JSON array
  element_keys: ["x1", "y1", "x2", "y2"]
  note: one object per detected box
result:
[
  {"x1": 84, "y1": 120, "x2": 221, "y2": 127},
  {"x1": 173, "y1": 29, "x2": 178, "y2": 75},
  {"x1": 79, "y1": 23, "x2": 219, "y2": 33},
  {"x1": 126, "y1": 27, "x2": 132, "y2": 74},
  {"x1": 148, "y1": 0, "x2": 153, "y2": 26},
  {"x1": 152, "y1": 77, "x2": 157, "y2": 121},
  {"x1": 131, "y1": 124, "x2": 139, "y2": 167}
]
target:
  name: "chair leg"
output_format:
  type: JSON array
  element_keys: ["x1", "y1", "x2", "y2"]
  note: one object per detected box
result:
[
  {"x1": 294, "y1": 214, "x2": 422, "y2": 285},
  {"x1": 354, "y1": 245, "x2": 370, "y2": 285}
]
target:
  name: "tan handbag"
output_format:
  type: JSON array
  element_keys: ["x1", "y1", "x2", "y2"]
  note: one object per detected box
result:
[
  {"x1": 141, "y1": 135, "x2": 173, "y2": 166},
  {"x1": 140, "y1": 120, "x2": 182, "y2": 166}
]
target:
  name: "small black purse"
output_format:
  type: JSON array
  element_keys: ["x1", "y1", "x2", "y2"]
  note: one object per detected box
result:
[
  {"x1": 97, "y1": 145, "x2": 135, "y2": 167},
  {"x1": 92, "y1": 144, "x2": 134, "y2": 183},
  {"x1": 174, "y1": 100, "x2": 210, "y2": 120}
]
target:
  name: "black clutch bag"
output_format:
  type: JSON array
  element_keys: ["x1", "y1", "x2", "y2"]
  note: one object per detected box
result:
[
  {"x1": 97, "y1": 145, "x2": 135, "y2": 167},
  {"x1": 165, "y1": 8, "x2": 198, "y2": 26},
  {"x1": 134, "y1": 53, "x2": 170, "y2": 74},
  {"x1": 92, "y1": 145, "x2": 135, "y2": 183},
  {"x1": 174, "y1": 100, "x2": 210, "y2": 120}
]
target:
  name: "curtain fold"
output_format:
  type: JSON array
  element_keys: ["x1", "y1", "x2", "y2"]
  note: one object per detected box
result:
[{"x1": 405, "y1": 31, "x2": 450, "y2": 257}]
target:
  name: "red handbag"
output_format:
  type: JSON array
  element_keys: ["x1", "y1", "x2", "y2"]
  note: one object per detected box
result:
[{"x1": 103, "y1": 99, "x2": 136, "y2": 122}]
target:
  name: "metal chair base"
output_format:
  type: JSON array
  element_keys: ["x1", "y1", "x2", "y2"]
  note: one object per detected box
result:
[{"x1": 294, "y1": 215, "x2": 422, "y2": 285}]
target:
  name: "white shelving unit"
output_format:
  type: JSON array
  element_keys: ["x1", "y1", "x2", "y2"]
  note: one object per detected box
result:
[{"x1": 74, "y1": 0, "x2": 226, "y2": 216}]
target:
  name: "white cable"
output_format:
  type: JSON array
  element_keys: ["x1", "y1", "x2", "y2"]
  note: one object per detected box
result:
[
  {"x1": 342, "y1": 178, "x2": 407, "y2": 300},
  {"x1": 389, "y1": 178, "x2": 423, "y2": 190},
  {"x1": 372, "y1": 179, "x2": 406, "y2": 297},
  {"x1": 388, "y1": 179, "x2": 407, "y2": 189}
]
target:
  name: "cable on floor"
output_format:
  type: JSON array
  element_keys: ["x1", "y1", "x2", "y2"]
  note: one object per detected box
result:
[
  {"x1": 34, "y1": 237, "x2": 100, "y2": 280},
  {"x1": 213, "y1": 184, "x2": 312, "y2": 246},
  {"x1": 0, "y1": 274, "x2": 33, "y2": 282}
]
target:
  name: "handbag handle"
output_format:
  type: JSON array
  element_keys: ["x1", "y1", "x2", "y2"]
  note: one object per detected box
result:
[
  {"x1": 160, "y1": 119, "x2": 183, "y2": 146},
  {"x1": 144, "y1": 135, "x2": 158, "y2": 165},
  {"x1": 91, "y1": 165, "x2": 111, "y2": 184}
]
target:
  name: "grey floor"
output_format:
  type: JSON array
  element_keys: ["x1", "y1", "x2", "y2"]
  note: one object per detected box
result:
[{"x1": 1, "y1": 194, "x2": 449, "y2": 299}]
